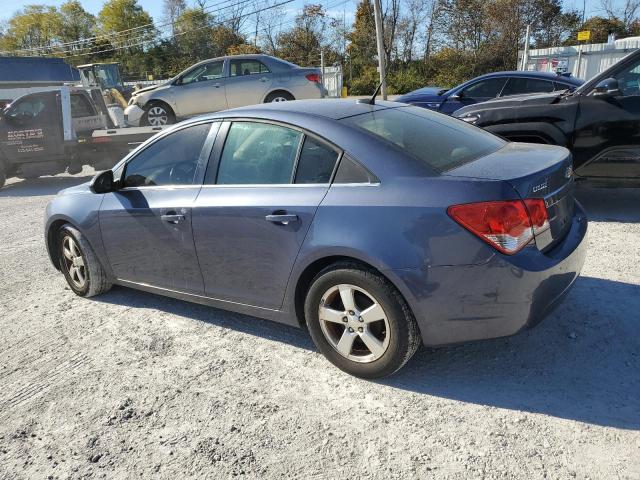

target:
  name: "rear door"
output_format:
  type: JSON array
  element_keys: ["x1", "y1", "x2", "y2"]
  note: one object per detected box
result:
[
  {"x1": 99, "y1": 121, "x2": 218, "y2": 293},
  {"x1": 572, "y1": 56, "x2": 640, "y2": 184},
  {"x1": 224, "y1": 59, "x2": 273, "y2": 108},
  {"x1": 192, "y1": 120, "x2": 341, "y2": 309},
  {"x1": 0, "y1": 91, "x2": 64, "y2": 162}
]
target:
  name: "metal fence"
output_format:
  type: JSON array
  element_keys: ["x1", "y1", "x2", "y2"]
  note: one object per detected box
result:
[{"x1": 518, "y1": 37, "x2": 640, "y2": 81}]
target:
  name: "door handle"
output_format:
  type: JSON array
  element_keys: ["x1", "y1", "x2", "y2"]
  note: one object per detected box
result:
[
  {"x1": 161, "y1": 213, "x2": 186, "y2": 224},
  {"x1": 260, "y1": 77, "x2": 268, "y2": 83},
  {"x1": 265, "y1": 213, "x2": 298, "y2": 225},
  {"x1": 213, "y1": 83, "x2": 221, "y2": 88}
]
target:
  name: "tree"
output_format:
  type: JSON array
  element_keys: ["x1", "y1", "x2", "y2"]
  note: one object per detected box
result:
[
  {"x1": 0, "y1": 5, "x2": 62, "y2": 52},
  {"x1": 601, "y1": 0, "x2": 640, "y2": 30},
  {"x1": 97, "y1": 0, "x2": 155, "y2": 50},
  {"x1": 59, "y1": 1, "x2": 95, "y2": 45},
  {"x1": 163, "y1": 0, "x2": 186, "y2": 36}
]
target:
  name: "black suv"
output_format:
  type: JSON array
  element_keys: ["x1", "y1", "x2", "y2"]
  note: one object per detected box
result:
[{"x1": 454, "y1": 49, "x2": 640, "y2": 186}]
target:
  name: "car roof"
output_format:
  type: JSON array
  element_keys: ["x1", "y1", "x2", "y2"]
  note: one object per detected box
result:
[
  {"x1": 202, "y1": 99, "x2": 401, "y2": 121},
  {"x1": 475, "y1": 70, "x2": 583, "y2": 85}
]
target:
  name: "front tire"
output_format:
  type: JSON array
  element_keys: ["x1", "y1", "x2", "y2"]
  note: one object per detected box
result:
[
  {"x1": 0, "y1": 159, "x2": 6, "y2": 188},
  {"x1": 58, "y1": 225, "x2": 112, "y2": 297},
  {"x1": 142, "y1": 102, "x2": 176, "y2": 126},
  {"x1": 304, "y1": 263, "x2": 420, "y2": 378},
  {"x1": 264, "y1": 91, "x2": 294, "y2": 103}
]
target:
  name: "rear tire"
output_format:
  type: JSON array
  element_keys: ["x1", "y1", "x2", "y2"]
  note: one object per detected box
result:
[
  {"x1": 0, "y1": 159, "x2": 6, "y2": 188},
  {"x1": 58, "y1": 224, "x2": 112, "y2": 297},
  {"x1": 264, "y1": 91, "x2": 294, "y2": 103},
  {"x1": 142, "y1": 102, "x2": 175, "y2": 126},
  {"x1": 304, "y1": 262, "x2": 420, "y2": 378}
]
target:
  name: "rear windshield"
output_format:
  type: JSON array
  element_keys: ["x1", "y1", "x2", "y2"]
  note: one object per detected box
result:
[{"x1": 340, "y1": 106, "x2": 505, "y2": 172}]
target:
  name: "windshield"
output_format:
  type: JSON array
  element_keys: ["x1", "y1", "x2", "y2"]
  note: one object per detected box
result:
[
  {"x1": 95, "y1": 65, "x2": 121, "y2": 89},
  {"x1": 341, "y1": 106, "x2": 505, "y2": 172}
]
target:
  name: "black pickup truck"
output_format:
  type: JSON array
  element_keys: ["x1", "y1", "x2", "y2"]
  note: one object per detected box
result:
[
  {"x1": 0, "y1": 87, "x2": 163, "y2": 188},
  {"x1": 454, "y1": 49, "x2": 640, "y2": 186}
]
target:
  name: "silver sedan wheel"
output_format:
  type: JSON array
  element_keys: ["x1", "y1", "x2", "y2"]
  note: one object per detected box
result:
[
  {"x1": 62, "y1": 236, "x2": 87, "y2": 289},
  {"x1": 270, "y1": 96, "x2": 289, "y2": 102},
  {"x1": 318, "y1": 284, "x2": 390, "y2": 363},
  {"x1": 146, "y1": 106, "x2": 169, "y2": 126}
]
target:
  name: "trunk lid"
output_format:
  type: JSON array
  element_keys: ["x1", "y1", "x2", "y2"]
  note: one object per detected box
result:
[{"x1": 444, "y1": 142, "x2": 575, "y2": 251}]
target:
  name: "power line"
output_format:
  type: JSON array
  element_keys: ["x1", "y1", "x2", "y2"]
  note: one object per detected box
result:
[
  {"x1": 60, "y1": 0, "x2": 297, "y2": 59},
  {"x1": 0, "y1": 0, "x2": 256, "y2": 56}
]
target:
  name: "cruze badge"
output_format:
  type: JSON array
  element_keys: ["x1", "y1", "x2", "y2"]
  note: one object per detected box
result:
[
  {"x1": 532, "y1": 179, "x2": 548, "y2": 193},
  {"x1": 565, "y1": 166, "x2": 573, "y2": 179}
]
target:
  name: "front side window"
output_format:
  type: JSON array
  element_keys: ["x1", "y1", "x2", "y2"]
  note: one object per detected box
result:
[
  {"x1": 502, "y1": 77, "x2": 555, "y2": 96},
  {"x1": 341, "y1": 106, "x2": 505, "y2": 173},
  {"x1": 180, "y1": 61, "x2": 224, "y2": 85},
  {"x1": 123, "y1": 123, "x2": 212, "y2": 187},
  {"x1": 295, "y1": 137, "x2": 340, "y2": 184},
  {"x1": 216, "y1": 122, "x2": 302, "y2": 184},
  {"x1": 613, "y1": 61, "x2": 640, "y2": 96},
  {"x1": 7, "y1": 94, "x2": 49, "y2": 121},
  {"x1": 461, "y1": 78, "x2": 507, "y2": 98},
  {"x1": 230, "y1": 59, "x2": 270, "y2": 77}
]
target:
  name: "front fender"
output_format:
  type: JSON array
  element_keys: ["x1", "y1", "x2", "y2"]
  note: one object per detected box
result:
[{"x1": 485, "y1": 122, "x2": 569, "y2": 146}]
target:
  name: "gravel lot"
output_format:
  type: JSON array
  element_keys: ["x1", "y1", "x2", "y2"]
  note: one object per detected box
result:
[{"x1": 0, "y1": 169, "x2": 638, "y2": 479}]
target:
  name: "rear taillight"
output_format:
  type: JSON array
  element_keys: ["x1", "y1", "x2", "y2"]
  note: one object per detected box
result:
[
  {"x1": 447, "y1": 199, "x2": 549, "y2": 255},
  {"x1": 306, "y1": 73, "x2": 321, "y2": 83}
]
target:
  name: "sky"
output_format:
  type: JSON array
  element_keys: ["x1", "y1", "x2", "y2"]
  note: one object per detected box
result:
[{"x1": 1, "y1": 0, "x2": 613, "y2": 25}]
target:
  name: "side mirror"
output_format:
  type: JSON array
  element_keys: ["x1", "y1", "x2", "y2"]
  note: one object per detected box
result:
[
  {"x1": 90, "y1": 170, "x2": 115, "y2": 194},
  {"x1": 593, "y1": 78, "x2": 620, "y2": 97},
  {"x1": 448, "y1": 92, "x2": 463, "y2": 101}
]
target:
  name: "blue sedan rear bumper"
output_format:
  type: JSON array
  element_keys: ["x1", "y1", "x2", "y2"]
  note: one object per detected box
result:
[{"x1": 392, "y1": 202, "x2": 588, "y2": 346}]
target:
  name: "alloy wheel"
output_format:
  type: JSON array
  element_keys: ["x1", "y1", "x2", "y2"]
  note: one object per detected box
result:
[
  {"x1": 318, "y1": 284, "x2": 390, "y2": 363},
  {"x1": 270, "y1": 96, "x2": 289, "y2": 102},
  {"x1": 147, "y1": 106, "x2": 169, "y2": 126},
  {"x1": 62, "y1": 236, "x2": 87, "y2": 289}
]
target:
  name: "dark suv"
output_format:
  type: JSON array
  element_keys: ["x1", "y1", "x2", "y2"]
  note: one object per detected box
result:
[
  {"x1": 396, "y1": 71, "x2": 583, "y2": 115},
  {"x1": 454, "y1": 50, "x2": 640, "y2": 186}
]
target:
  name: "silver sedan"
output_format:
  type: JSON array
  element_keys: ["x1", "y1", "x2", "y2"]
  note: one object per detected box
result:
[{"x1": 125, "y1": 54, "x2": 327, "y2": 126}]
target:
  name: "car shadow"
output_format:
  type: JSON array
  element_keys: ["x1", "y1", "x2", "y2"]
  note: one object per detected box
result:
[
  {"x1": 575, "y1": 184, "x2": 640, "y2": 223},
  {"x1": 0, "y1": 175, "x2": 94, "y2": 198},
  {"x1": 383, "y1": 276, "x2": 640, "y2": 430},
  {"x1": 96, "y1": 276, "x2": 639, "y2": 430},
  {"x1": 94, "y1": 286, "x2": 315, "y2": 351}
]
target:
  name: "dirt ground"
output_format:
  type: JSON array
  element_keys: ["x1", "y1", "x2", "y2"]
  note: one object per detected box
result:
[{"x1": 0, "y1": 169, "x2": 638, "y2": 479}]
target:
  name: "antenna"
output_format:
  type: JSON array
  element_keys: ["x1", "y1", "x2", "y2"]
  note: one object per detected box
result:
[{"x1": 357, "y1": 69, "x2": 388, "y2": 105}]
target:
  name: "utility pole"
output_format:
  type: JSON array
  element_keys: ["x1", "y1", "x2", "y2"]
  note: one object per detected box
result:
[
  {"x1": 373, "y1": 0, "x2": 387, "y2": 99},
  {"x1": 520, "y1": 24, "x2": 531, "y2": 71}
]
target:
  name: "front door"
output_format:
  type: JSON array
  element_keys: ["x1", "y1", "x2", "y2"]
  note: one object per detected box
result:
[
  {"x1": 573, "y1": 57, "x2": 640, "y2": 184},
  {"x1": 224, "y1": 58, "x2": 273, "y2": 108},
  {"x1": 0, "y1": 91, "x2": 65, "y2": 162},
  {"x1": 440, "y1": 77, "x2": 508, "y2": 114},
  {"x1": 172, "y1": 60, "x2": 227, "y2": 117},
  {"x1": 100, "y1": 121, "x2": 217, "y2": 293},
  {"x1": 192, "y1": 121, "x2": 341, "y2": 309}
]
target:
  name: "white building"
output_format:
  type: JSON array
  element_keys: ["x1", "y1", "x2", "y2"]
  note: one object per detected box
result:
[{"x1": 518, "y1": 37, "x2": 640, "y2": 81}]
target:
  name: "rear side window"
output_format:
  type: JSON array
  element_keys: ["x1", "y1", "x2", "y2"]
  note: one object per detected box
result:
[
  {"x1": 341, "y1": 106, "x2": 505, "y2": 173},
  {"x1": 502, "y1": 77, "x2": 555, "y2": 96},
  {"x1": 217, "y1": 122, "x2": 302, "y2": 184},
  {"x1": 230, "y1": 59, "x2": 270, "y2": 77},
  {"x1": 295, "y1": 137, "x2": 340, "y2": 184}
]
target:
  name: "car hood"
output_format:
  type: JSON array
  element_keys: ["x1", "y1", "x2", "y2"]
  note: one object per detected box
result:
[
  {"x1": 454, "y1": 91, "x2": 565, "y2": 117},
  {"x1": 132, "y1": 82, "x2": 172, "y2": 97},
  {"x1": 59, "y1": 181, "x2": 92, "y2": 196},
  {"x1": 396, "y1": 87, "x2": 446, "y2": 103}
]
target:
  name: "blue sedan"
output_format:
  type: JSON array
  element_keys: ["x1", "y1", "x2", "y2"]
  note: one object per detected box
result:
[
  {"x1": 396, "y1": 71, "x2": 584, "y2": 114},
  {"x1": 45, "y1": 100, "x2": 587, "y2": 378}
]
